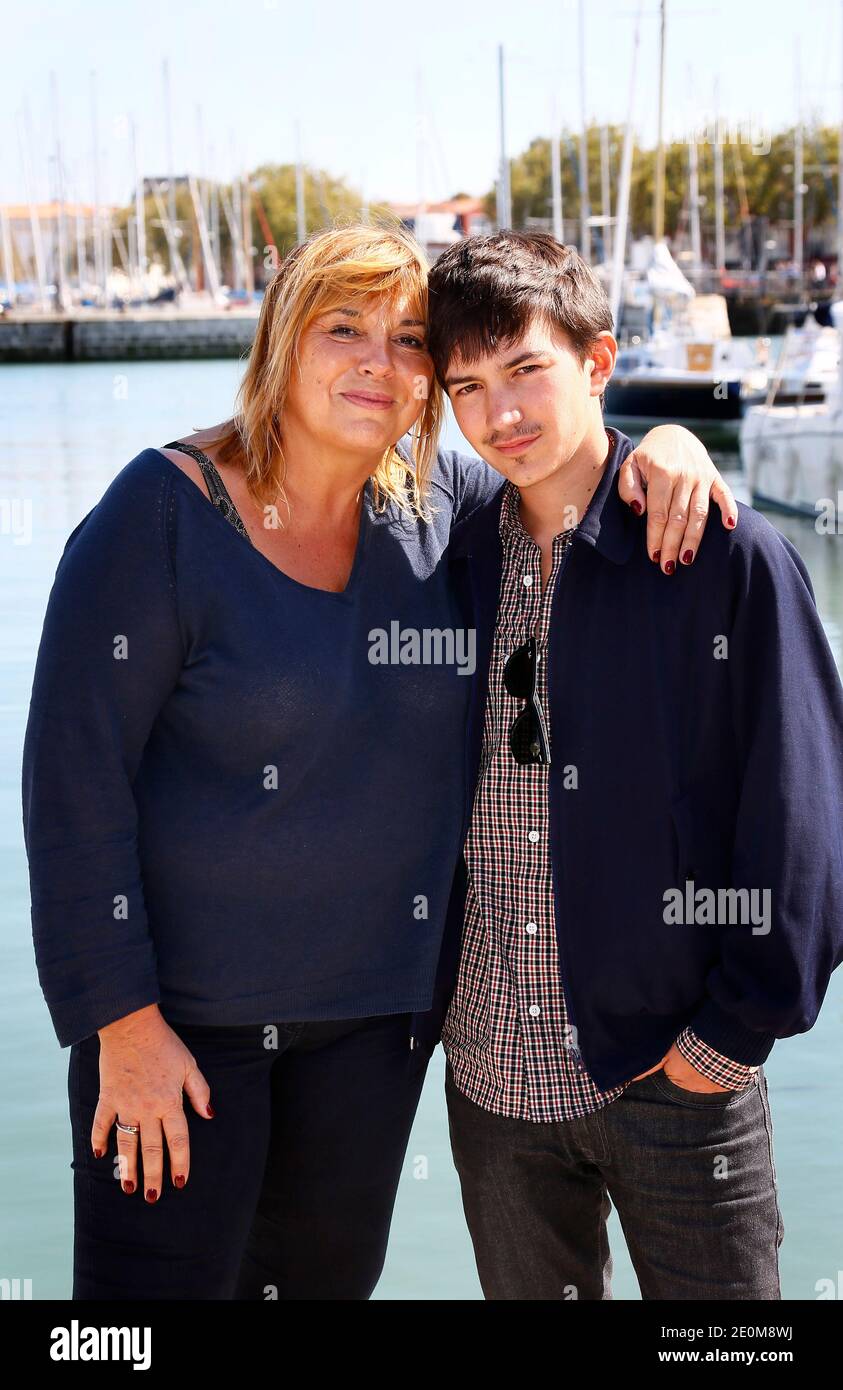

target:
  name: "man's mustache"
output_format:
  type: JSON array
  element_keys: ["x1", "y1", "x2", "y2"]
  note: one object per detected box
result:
[{"x1": 485, "y1": 425, "x2": 543, "y2": 447}]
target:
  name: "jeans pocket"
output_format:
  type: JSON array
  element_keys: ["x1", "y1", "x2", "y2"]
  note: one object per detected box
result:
[
  {"x1": 405, "y1": 1036, "x2": 433, "y2": 1085},
  {"x1": 651, "y1": 1068, "x2": 758, "y2": 1107}
]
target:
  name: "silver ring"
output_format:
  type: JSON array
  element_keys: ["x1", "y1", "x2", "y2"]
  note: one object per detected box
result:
[{"x1": 115, "y1": 1120, "x2": 140, "y2": 1135}]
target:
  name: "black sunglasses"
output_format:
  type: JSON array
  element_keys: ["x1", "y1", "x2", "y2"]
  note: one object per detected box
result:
[{"x1": 503, "y1": 636, "x2": 551, "y2": 765}]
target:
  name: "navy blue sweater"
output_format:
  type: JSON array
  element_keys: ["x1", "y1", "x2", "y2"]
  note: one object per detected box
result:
[
  {"x1": 410, "y1": 429, "x2": 843, "y2": 1089},
  {"x1": 22, "y1": 442, "x2": 499, "y2": 1046}
]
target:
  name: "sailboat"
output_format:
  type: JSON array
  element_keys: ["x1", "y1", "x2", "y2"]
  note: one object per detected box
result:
[
  {"x1": 737, "y1": 0, "x2": 843, "y2": 516},
  {"x1": 760, "y1": 313, "x2": 841, "y2": 407},
  {"x1": 604, "y1": 2, "x2": 769, "y2": 434},
  {"x1": 740, "y1": 301, "x2": 843, "y2": 518},
  {"x1": 605, "y1": 242, "x2": 769, "y2": 430}
]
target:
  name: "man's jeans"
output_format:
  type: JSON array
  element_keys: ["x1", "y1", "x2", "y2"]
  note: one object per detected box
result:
[{"x1": 445, "y1": 1061, "x2": 784, "y2": 1300}]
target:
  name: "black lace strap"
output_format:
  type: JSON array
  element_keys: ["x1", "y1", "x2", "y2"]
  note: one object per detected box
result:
[{"x1": 163, "y1": 440, "x2": 251, "y2": 541}]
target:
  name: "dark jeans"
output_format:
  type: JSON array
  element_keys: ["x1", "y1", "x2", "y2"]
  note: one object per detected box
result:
[
  {"x1": 446, "y1": 1061, "x2": 784, "y2": 1300},
  {"x1": 68, "y1": 1012, "x2": 428, "y2": 1299}
]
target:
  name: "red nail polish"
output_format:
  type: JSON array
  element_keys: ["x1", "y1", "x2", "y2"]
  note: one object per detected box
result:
[
  {"x1": 206, "y1": 1103, "x2": 215, "y2": 1118},
  {"x1": 630, "y1": 500, "x2": 642, "y2": 515},
  {"x1": 93, "y1": 1148, "x2": 103, "y2": 1159},
  {"x1": 653, "y1": 549, "x2": 661, "y2": 563},
  {"x1": 174, "y1": 1174, "x2": 186, "y2": 1189},
  {"x1": 664, "y1": 560, "x2": 676, "y2": 575},
  {"x1": 122, "y1": 1180, "x2": 135, "y2": 1194},
  {"x1": 727, "y1": 515, "x2": 736, "y2": 528},
  {"x1": 681, "y1": 549, "x2": 694, "y2": 565},
  {"x1": 145, "y1": 1188, "x2": 158, "y2": 1203}
]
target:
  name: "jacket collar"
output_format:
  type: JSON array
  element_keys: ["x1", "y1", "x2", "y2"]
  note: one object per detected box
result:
[{"x1": 450, "y1": 426, "x2": 637, "y2": 566}]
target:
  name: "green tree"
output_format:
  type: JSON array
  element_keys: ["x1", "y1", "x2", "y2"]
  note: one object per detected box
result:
[
  {"x1": 491, "y1": 121, "x2": 843, "y2": 253},
  {"x1": 114, "y1": 164, "x2": 378, "y2": 288}
]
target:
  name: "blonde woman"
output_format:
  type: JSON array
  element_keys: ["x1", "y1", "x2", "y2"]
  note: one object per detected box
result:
[{"x1": 22, "y1": 224, "x2": 737, "y2": 1300}]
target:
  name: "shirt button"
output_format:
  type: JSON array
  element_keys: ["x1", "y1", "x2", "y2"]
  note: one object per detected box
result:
[
  {"x1": 525, "y1": 922, "x2": 538, "y2": 934},
  {"x1": 522, "y1": 574, "x2": 533, "y2": 587},
  {"x1": 527, "y1": 830, "x2": 540, "y2": 843},
  {"x1": 528, "y1": 1004, "x2": 541, "y2": 1017}
]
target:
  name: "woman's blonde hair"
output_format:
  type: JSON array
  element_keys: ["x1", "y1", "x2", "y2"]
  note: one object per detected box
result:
[{"x1": 212, "y1": 221, "x2": 444, "y2": 520}]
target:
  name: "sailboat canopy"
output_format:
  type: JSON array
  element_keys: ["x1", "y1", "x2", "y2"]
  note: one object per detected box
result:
[{"x1": 646, "y1": 240, "x2": 695, "y2": 300}]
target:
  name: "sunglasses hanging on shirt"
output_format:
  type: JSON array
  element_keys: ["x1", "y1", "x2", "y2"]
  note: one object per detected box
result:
[{"x1": 503, "y1": 635, "x2": 551, "y2": 765}]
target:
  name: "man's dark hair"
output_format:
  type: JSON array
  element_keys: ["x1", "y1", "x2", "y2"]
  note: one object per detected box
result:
[{"x1": 426, "y1": 231, "x2": 614, "y2": 399}]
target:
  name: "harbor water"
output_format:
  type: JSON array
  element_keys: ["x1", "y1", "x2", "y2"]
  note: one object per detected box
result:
[{"x1": 1, "y1": 358, "x2": 841, "y2": 1300}]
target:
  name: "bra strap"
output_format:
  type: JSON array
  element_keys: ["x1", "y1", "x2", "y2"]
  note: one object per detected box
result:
[{"x1": 163, "y1": 441, "x2": 251, "y2": 541}]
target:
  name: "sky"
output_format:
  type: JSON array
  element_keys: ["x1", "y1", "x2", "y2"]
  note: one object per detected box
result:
[{"x1": 4, "y1": 0, "x2": 843, "y2": 212}]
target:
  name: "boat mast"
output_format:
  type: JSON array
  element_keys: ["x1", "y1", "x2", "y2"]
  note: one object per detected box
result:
[
  {"x1": 295, "y1": 122, "x2": 306, "y2": 243},
  {"x1": 163, "y1": 59, "x2": 176, "y2": 232},
  {"x1": 0, "y1": 204, "x2": 15, "y2": 308},
  {"x1": 551, "y1": 95, "x2": 564, "y2": 241},
  {"x1": 73, "y1": 162, "x2": 87, "y2": 297},
  {"x1": 189, "y1": 173, "x2": 222, "y2": 300},
  {"x1": 102, "y1": 146, "x2": 113, "y2": 298},
  {"x1": 610, "y1": 1, "x2": 645, "y2": 330},
  {"x1": 229, "y1": 131, "x2": 244, "y2": 292},
  {"x1": 794, "y1": 43, "x2": 804, "y2": 276},
  {"x1": 89, "y1": 72, "x2": 105, "y2": 306},
  {"x1": 415, "y1": 70, "x2": 427, "y2": 256},
  {"x1": 497, "y1": 44, "x2": 511, "y2": 229},
  {"x1": 578, "y1": 0, "x2": 591, "y2": 259},
  {"x1": 713, "y1": 78, "x2": 726, "y2": 274},
  {"x1": 132, "y1": 118, "x2": 147, "y2": 300},
  {"x1": 50, "y1": 72, "x2": 70, "y2": 311},
  {"x1": 601, "y1": 125, "x2": 613, "y2": 263},
  {"x1": 162, "y1": 58, "x2": 179, "y2": 281},
  {"x1": 241, "y1": 165, "x2": 254, "y2": 296},
  {"x1": 151, "y1": 181, "x2": 189, "y2": 291},
  {"x1": 688, "y1": 76, "x2": 702, "y2": 277},
  {"x1": 208, "y1": 141, "x2": 219, "y2": 269},
  {"x1": 20, "y1": 102, "x2": 48, "y2": 310},
  {"x1": 196, "y1": 104, "x2": 210, "y2": 243},
  {"x1": 654, "y1": 0, "x2": 667, "y2": 243},
  {"x1": 220, "y1": 178, "x2": 245, "y2": 291}
]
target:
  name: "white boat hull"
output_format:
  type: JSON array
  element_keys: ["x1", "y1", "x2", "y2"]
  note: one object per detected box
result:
[{"x1": 740, "y1": 402, "x2": 843, "y2": 520}]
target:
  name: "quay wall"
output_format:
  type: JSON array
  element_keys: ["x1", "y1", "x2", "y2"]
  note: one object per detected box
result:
[{"x1": 0, "y1": 313, "x2": 258, "y2": 362}]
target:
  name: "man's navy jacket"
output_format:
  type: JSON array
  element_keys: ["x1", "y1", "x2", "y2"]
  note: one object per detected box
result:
[{"x1": 411, "y1": 427, "x2": 843, "y2": 1091}]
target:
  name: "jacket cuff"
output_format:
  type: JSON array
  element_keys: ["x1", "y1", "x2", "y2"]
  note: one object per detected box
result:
[
  {"x1": 675, "y1": 1027, "x2": 759, "y2": 1088},
  {"x1": 687, "y1": 997, "x2": 777, "y2": 1067},
  {"x1": 49, "y1": 984, "x2": 162, "y2": 1049}
]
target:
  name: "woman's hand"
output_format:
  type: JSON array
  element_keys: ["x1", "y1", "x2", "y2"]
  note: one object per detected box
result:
[
  {"x1": 616, "y1": 424, "x2": 738, "y2": 573},
  {"x1": 92, "y1": 1004, "x2": 214, "y2": 1201}
]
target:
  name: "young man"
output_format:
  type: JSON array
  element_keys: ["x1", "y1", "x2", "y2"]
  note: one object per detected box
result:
[{"x1": 411, "y1": 232, "x2": 843, "y2": 1300}]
